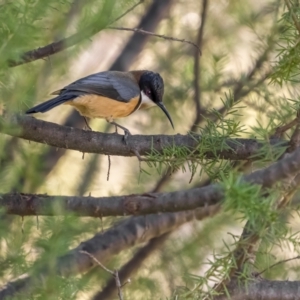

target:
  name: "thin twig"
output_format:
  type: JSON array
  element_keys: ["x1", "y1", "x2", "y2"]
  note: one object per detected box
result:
[
  {"x1": 256, "y1": 255, "x2": 300, "y2": 277},
  {"x1": 93, "y1": 233, "x2": 170, "y2": 300},
  {"x1": 80, "y1": 251, "x2": 124, "y2": 300},
  {"x1": 131, "y1": 149, "x2": 143, "y2": 174},
  {"x1": 287, "y1": 123, "x2": 300, "y2": 153},
  {"x1": 108, "y1": 26, "x2": 202, "y2": 55},
  {"x1": 192, "y1": 0, "x2": 208, "y2": 131},
  {"x1": 114, "y1": 270, "x2": 124, "y2": 300},
  {"x1": 80, "y1": 250, "x2": 113, "y2": 274},
  {"x1": 272, "y1": 116, "x2": 300, "y2": 139},
  {"x1": 107, "y1": 155, "x2": 111, "y2": 181}
]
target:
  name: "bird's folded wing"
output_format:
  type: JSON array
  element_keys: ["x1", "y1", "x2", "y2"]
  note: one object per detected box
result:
[{"x1": 52, "y1": 71, "x2": 140, "y2": 102}]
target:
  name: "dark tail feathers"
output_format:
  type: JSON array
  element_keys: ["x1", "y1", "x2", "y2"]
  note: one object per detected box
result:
[{"x1": 26, "y1": 94, "x2": 74, "y2": 114}]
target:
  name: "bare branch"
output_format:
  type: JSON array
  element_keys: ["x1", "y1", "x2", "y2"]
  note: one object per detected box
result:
[
  {"x1": 0, "y1": 188, "x2": 224, "y2": 217},
  {"x1": 191, "y1": 0, "x2": 208, "y2": 131}
]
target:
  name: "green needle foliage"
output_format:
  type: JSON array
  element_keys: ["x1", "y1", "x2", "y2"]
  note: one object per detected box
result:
[{"x1": 143, "y1": 93, "x2": 246, "y2": 182}]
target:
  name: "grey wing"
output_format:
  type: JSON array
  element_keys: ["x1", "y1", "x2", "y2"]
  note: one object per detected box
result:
[{"x1": 54, "y1": 71, "x2": 140, "y2": 102}]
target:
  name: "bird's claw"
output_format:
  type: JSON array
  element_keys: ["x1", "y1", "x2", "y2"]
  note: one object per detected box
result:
[
  {"x1": 109, "y1": 121, "x2": 131, "y2": 145},
  {"x1": 122, "y1": 129, "x2": 132, "y2": 145}
]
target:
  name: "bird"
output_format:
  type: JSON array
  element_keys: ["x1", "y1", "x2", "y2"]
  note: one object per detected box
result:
[{"x1": 26, "y1": 70, "x2": 174, "y2": 141}]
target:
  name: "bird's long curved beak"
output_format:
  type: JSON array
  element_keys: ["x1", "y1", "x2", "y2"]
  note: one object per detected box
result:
[{"x1": 156, "y1": 102, "x2": 174, "y2": 129}]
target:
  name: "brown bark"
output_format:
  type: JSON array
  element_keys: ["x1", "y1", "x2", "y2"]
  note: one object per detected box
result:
[{"x1": 1, "y1": 114, "x2": 286, "y2": 159}]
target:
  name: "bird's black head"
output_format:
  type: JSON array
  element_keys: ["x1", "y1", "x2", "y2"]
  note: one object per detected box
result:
[{"x1": 139, "y1": 71, "x2": 174, "y2": 128}]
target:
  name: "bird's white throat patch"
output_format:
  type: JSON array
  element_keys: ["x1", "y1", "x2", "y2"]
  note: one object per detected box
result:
[{"x1": 140, "y1": 91, "x2": 156, "y2": 109}]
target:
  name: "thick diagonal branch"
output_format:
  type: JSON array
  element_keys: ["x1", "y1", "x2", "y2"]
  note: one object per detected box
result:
[{"x1": 0, "y1": 210, "x2": 196, "y2": 299}]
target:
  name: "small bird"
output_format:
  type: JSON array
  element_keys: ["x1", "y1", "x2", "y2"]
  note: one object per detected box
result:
[{"x1": 26, "y1": 70, "x2": 174, "y2": 140}]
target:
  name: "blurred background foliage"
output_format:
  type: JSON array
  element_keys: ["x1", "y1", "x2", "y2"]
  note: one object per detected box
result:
[{"x1": 1, "y1": 0, "x2": 300, "y2": 299}]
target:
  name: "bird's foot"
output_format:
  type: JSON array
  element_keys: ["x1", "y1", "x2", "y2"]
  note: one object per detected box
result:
[
  {"x1": 122, "y1": 128, "x2": 132, "y2": 145},
  {"x1": 110, "y1": 121, "x2": 131, "y2": 145}
]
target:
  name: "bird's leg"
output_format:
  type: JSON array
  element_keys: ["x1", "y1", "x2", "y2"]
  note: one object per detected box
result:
[
  {"x1": 114, "y1": 125, "x2": 118, "y2": 134},
  {"x1": 109, "y1": 121, "x2": 131, "y2": 144},
  {"x1": 83, "y1": 117, "x2": 92, "y2": 131}
]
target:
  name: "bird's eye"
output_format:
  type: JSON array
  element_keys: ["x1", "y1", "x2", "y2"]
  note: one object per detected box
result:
[{"x1": 145, "y1": 89, "x2": 151, "y2": 96}]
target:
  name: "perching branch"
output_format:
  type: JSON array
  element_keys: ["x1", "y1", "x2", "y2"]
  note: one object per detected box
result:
[{"x1": 0, "y1": 114, "x2": 286, "y2": 160}]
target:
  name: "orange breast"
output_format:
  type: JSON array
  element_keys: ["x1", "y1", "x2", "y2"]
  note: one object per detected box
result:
[{"x1": 65, "y1": 94, "x2": 141, "y2": 121}]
